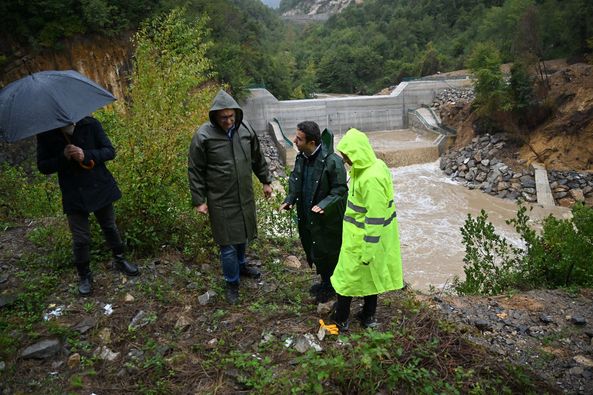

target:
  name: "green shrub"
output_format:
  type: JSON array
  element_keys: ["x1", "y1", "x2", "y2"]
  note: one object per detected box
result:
[
  {"x1": 105, "y1": 8, "x2": 218, "y2": 255},
  {"x1": 467, "y1": 42, "x2": 510, "y2": 116},
  {"x1": 455, "y1": 203, "x2": 593, "y2": 295},
  {"x1": 454, "y1": 209, "x2": 525, "y2": 295},
  {"x1": 0, "y1": 163, "x2": 61, "y2": 223},
  {"x1": 537, "y1": 203, "x2": 593, "y2": 286}
]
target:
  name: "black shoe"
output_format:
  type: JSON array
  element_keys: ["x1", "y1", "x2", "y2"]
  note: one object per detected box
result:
[
  {"x1": 315, "y1": 283, "x2": 336, "y2": 303},
  {"x1": 356, "y1": 312, "x2": 378, "y2": 329},
  {"x1": 239, "y1": 265, "x2": 261, "y2": 279},
  {"x1": 225, "y1": 282, "x2": 240, "y2": 305},
  {"x1": 329, "y1": 309, "x2": 349, "y2": 332},
  {"x1": 75, "y1": 261, "x2": 93, "y2": 296},
  {"x1": 78, "y1": 273, "x2": 93, "y2": 296},
  {"x1": 113, "y1": 254, "x2": 139, "y2": 276}
]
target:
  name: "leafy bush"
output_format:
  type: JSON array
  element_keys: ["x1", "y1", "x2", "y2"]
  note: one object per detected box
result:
[
  {"x1": 468, "y1": 42, "x2": 510, "y2": 116},
  {"x1": 455, "y1": 203, "x2": 593, "y2": 295},
  {"x1": 0, "y1": 164, "x2": 61, "y2": 223},
  {"x1": 106, "y1": 8, "x2": 218, "y2": 255},
  {"x1": 537, "y1": 204, "x2": 593, "y2": 286},
  {"x1": 454, "y1": 209, "x2": 525, "y2": 295}
]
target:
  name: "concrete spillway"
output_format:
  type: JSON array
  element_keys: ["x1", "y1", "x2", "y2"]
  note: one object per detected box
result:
[
  {"x1": 243, "y1": 78, "x2": 468, "y2": 167},
  {"x1": 283, "y1": 129, "x2": 440, "y2": 169},
  {"x1": 243, "y1": 78, "x2": 472, "y2": 137}
]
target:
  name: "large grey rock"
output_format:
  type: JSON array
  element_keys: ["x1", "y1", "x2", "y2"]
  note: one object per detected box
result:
[
  {"x1": 0, "y1": 293, "x2": 18, "y2": 308},
  {"x1": 73, "y1": 317, "x2": 97, "y2": 334},
  {"x1": 21, "y1": 338, "x2": 61, "y2": 359},
  {"x1": 569, "y1": 188, "x2": 585, "y2": 202},
  {"x1": 520, "y1": 175, "x2": 536, "y2": 188}
]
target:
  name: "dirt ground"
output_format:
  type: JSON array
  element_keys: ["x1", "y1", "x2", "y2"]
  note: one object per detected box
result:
[
  {"x1": 1, "y1": 220, "x2": 591, "y2": 394},
  {"x1": 420, "y1": 289, "x2": 593, "y2": 394}
]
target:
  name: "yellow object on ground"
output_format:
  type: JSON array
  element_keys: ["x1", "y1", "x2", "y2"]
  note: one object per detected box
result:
[{"x1": 319, "y1": 319, "x2": 339, "y2": 335}]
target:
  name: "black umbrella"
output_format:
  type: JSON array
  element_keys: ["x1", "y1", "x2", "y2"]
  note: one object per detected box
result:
[{"x1": 0, "y1": 70, "x2": 116, "y2": 142}]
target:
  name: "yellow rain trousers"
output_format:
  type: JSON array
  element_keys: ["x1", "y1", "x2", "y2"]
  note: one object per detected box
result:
[{"x1": 331, "y1": 128, "x2": 404, "y2": 296}]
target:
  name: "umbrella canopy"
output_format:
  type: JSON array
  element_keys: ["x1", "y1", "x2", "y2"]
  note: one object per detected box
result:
[{"x1": 0, "y1": 70, "x2": 116, "y2": 142}]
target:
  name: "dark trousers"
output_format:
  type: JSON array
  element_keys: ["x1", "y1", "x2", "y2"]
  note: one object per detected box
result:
[
  {"x1": 334, "y1": 294, "x2": 378, "y2": 323},
  {"x1": 67, "y1": 203, "x2": 124, "y2": 265},
  {"x1": 300, "y1": 226, "x2": 338, "y2": 280}
]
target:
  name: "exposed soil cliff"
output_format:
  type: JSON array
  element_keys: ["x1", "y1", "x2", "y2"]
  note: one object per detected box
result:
[
  {"x1": 1, "y1": 34, "x2": 133, "y2": 101},
  {"x1": 440, "y1": 62, "x2": 593, "y2": 172}
]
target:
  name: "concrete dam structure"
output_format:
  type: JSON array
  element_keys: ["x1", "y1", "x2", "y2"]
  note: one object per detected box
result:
[{"x1": 241, "y1": 78, "x2": 472, "y2": 166}]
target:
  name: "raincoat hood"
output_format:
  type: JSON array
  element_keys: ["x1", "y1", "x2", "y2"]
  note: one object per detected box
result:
[
  {"x1": 336, "y1": 128, "x2": 376, "y2": 169},
  {"x1": 320, "y1": 128, "x2": 335, "y2": 155},
  {"x1": 208, "y1": 90, "x2": 244, "y2": 129}
]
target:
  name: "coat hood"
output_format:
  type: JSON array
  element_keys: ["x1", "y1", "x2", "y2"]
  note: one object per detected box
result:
[
  {"x1": 321, "y1": 128, "x2": 335, "y2": 155},
  {"x1": 208, "y1": 90, "x2": 243, "y2": 128},
  {"x1": 336, "y1": 128, "x2": 376, "y2": 169}
]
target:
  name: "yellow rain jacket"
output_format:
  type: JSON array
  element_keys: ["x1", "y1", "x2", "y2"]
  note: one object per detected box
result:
[{"x1": 331, "y1": 128, "x2": 403, "y2": 296}]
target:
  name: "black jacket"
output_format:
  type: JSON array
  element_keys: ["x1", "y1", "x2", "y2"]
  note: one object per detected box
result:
[
  {"x1": 37, "y1": 116, "x2": 121, "y2": 214},
  {"x1": 284, "y1": 129, "x2": 347, "y2": 269}
]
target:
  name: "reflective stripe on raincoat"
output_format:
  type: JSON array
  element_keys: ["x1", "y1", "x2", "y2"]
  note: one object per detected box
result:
[{"x1": 330, "y1": 128, "x2": 403, "y2": 296}]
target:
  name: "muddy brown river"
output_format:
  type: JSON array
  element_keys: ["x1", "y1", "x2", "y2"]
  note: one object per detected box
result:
[{"x1": 392, "y1": 161, "x2": 570, "y2": 291}]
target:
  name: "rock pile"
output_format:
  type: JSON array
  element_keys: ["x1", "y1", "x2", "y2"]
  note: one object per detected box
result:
[
  {"x1": 429, "y1": 289, "x2": 593, "y2": 394},
  {"x1": 548, "y1": 170, "x2": 593, "y2": 207},
  {"x1": 431, "y1": 88, "x2": 475, "y2": 112},
  {"x1": 440, "y1": 133, "x2": 532, "y2": 201},
  {"x1": 440, "y1": 133, "x2": 593, "y2": 206},
  {"x1": 259, "y1": 133, "x2": 286, "y2": 179}
]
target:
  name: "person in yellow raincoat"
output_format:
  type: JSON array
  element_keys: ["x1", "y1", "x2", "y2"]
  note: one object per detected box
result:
[{"x1": 330, "y1": 128, "x2": 404, "y2": 329}]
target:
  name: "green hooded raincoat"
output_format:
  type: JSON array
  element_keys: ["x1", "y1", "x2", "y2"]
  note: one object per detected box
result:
[
  {"x1": 283, "y1": 129, "x2": 347, "y2": 273},
  {"x1": 331, "y1": 128, "x2": 404, "y2": 296},
  {"x1": 188, "y1": 90, "x2": 271, "y2": 246}
]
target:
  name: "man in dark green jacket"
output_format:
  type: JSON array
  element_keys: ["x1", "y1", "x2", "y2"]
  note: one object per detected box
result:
[
  {"x1": 188, "y1": 90, "x2": 272, "y2": 304},
  {"x1": 280, "y1": 121, "x2": 347, "y2": 303}
]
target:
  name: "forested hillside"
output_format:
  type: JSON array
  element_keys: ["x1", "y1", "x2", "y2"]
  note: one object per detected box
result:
[
  {"x1": 0, "y1": 0, "x2": 300, "y2": 99},
  {"x1": 284, "y1": 0, "x2": 593, "y2": 94},
  {"x1": 1, "y1": 0, "x2": 592, "y2": 98}
]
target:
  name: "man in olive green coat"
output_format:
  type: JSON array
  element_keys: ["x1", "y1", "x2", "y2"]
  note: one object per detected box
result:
[
  {"x1": 280, "y1": 121, "x2": 347, "y2": 303},
  {"x1": 331, "y1": 128, "x2": 403, "y2": 329},
  {"x1": 188, "y1": 90, "x2": 272, "y2": 304}
]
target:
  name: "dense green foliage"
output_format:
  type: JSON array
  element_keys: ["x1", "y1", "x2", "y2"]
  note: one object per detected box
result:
[
  {"x1": 0, "y1": 7, "x2": 294, "y2": 258},
  {"x1": 455, "y1": 204, "x2": 593, "y2": 295},
  {"x1": 0, "y1": 0, "x2": 161, "y2": 46},
  {"x1": 102, "y1": 8, "x2": 217, "y2": 255},
  {"x1": 2, "y1": 0, "x2": 592, "y2": 98},
  {"x1": 0, "y1": 0, "x2": 302, "y2": 99},
  {"x1": 287, "y1": 0, "x2": 593, "y2": 94}
]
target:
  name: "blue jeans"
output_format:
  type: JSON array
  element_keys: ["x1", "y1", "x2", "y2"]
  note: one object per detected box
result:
[{"x1": 220, "y1": 243, "x2": 246, "y2": 284}]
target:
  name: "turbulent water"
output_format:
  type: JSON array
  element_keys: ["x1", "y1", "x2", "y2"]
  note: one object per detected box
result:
[{"x1": 392, "y1": 161, "x2": 570, "y2": 291}]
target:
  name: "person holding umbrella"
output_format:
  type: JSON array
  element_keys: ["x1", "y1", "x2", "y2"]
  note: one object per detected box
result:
[
  {"x1": 37, "y1": 117, "x2": 139, "y2": 295},
  {"x1": 0, "y1": 70, "x2": 139, "y2": 296}
]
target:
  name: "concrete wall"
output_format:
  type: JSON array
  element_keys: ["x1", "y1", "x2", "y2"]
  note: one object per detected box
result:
[
  {"x1": 408, "y1": 109, "x2": 455, "y2": 156},
  {"x1": 242, "y1": 78, "x2": 472, "y2": 136}
]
